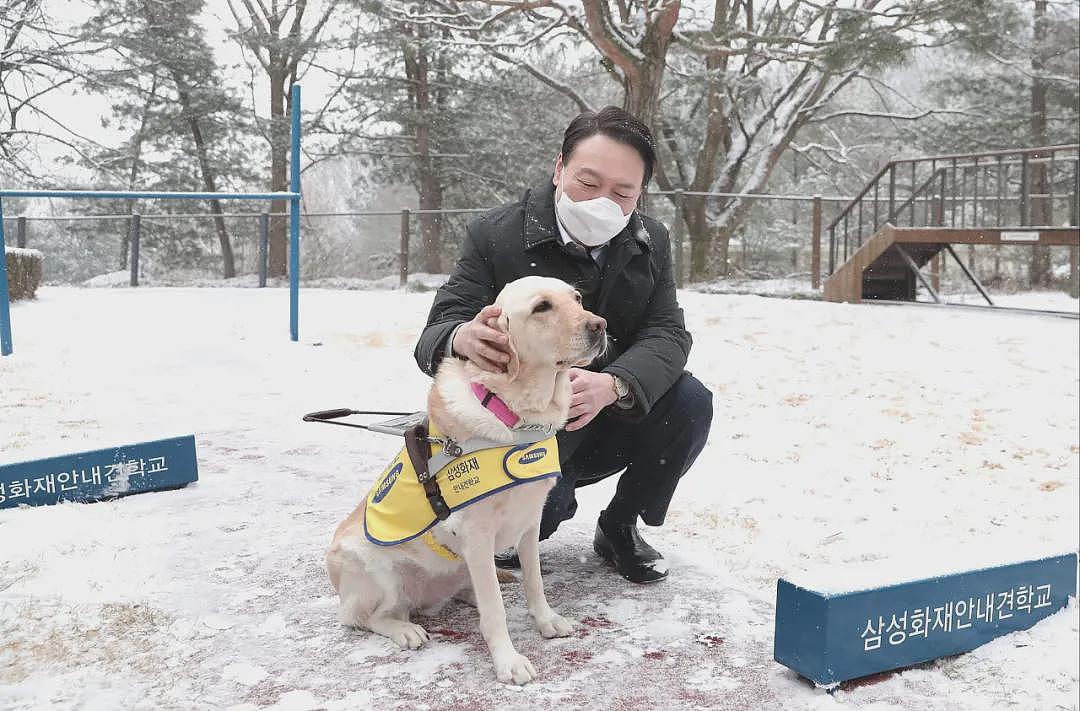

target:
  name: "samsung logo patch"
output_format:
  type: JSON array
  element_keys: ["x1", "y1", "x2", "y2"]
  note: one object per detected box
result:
[
  {"x1": 518, "y1": 447, "x2": 547, "y2": 466},
  {"x1": 372, "y1": 462, "x2": 403, "y2": 503}
]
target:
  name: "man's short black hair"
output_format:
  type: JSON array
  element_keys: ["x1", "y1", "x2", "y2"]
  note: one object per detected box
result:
[{"x1": 561, "y1": 106, "x2": 656, "y2": 188}]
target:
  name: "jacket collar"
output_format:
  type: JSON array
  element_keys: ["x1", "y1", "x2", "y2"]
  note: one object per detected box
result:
[{"x1": 522, "y1": 181, "x2": 652, "y2": 253}]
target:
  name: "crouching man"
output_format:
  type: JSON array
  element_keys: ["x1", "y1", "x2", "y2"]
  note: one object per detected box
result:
[{"x1": 414, "y1": 107, "x2": 713, "y2": 583}]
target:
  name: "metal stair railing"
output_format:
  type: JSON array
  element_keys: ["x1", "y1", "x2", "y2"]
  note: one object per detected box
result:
[
  {"x1": 829, "y1": 167, "x2": 948, "y2": 273},
  {"x1": 826, "y1": 144, "x2": 1080, "y2": 274}
]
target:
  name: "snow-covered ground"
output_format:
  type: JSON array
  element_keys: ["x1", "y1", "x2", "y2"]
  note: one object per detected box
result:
[
  {"x1": 1, "y1": 287, "x2": 1077, "y2": 711},
  {"x1": 946, "y1": 289, "x2": 1080, "y2": 313},
  {"x1": 696, "y1": 275, "x2": 1080, "y2": 314},
  {"x1": 695, "y1": 276, "x2": 821, "y2": 300}
]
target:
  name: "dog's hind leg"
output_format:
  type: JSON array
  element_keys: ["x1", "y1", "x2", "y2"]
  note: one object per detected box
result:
[
  {"x1": 333, "y1": 553, "x2": 430, "y2": 650},
  {"x1": 332, "y1": 548, "x2": 429, "y2": 648},
  {"x1": 328, "y1": 548, "x2": 380, "y2": 628},
  {"x1": 517, "y1": 526, "x2": 575, "y2": 639},
  {"x1": 366, "y1": 613, "x2": 430, "y2": 650},
  {"x1": 453, "y1": 568, "x2": 519, "y2": 608}
]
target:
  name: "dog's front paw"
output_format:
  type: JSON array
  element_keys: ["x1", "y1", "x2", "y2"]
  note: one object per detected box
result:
[
  {"x1": 534, "y1": 613, "x2": 575, "y2": 639},
  {"x1": 494, "y1": 652, "x2": 537, "y2": 685}
]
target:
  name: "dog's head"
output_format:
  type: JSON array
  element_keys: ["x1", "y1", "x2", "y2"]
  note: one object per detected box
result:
[{"x1": 494, "y1": 276, "x2": 607, "y2": 379}]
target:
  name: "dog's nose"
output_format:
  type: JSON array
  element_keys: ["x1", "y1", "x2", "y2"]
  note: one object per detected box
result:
[{"x1": 587, "y1": 316, "x2": 607, "y2": 334}]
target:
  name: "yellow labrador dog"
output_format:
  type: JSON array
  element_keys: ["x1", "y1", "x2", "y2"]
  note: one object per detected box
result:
[{"x1": 326, "y1": 276, "x2": 607, "y2": 685}]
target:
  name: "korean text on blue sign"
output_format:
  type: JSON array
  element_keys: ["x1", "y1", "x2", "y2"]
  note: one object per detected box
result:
[
  {"x1": 774, "y1": 553, "x2": 1077, "y2": 687},
  {"x1": 0, "y1": 436, "x2": 198, "y2": 509}
]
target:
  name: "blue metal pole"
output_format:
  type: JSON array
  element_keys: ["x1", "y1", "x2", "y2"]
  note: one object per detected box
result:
[
  {"x1": 289, "y1": 84, "x2": 301, "y2": 343},
  {"x1": 0, "y1": 200, "x2": 13, "y2": 356}
]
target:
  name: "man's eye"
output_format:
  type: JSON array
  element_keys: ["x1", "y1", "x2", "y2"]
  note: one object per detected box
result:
[
  {"x1": 533, "y1": 300, "x2": 552, "y2": 314},
  {"x1": 579, "y1": 180, "x2": 596, "y2": 188},
  {"x1": 615, "y1": 193, "x2": 630, "y2": 200}
]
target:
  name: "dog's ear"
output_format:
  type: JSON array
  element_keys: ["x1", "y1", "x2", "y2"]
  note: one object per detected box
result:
[{"x1": 496, "y1": 312, "x2": 520, "y2": 382}]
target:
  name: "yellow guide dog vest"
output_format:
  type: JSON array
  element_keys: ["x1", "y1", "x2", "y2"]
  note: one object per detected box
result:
[{"x1": 363, "y1": 430, "x2": 561, "y2": 548}]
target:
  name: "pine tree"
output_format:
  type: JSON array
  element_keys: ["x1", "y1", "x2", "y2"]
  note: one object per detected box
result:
[
  {"x1": 913, "y1": 0, "x2": 1079, "y2": 288},
  {"x1": 321, "y1": 3, "x2": 601, "y2": 271},
  {"x1": 82, "y1": 0, "x2": 256, "y2": 278}
]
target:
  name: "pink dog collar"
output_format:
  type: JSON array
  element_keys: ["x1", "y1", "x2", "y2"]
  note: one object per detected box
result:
[{"x1": 469, "y1": 382, "x2": 520, "y2": 428}]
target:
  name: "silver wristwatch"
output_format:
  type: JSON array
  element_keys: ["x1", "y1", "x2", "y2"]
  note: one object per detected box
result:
[{"x1": 611, "y1": 374, "x2": 631, "y2": 403}]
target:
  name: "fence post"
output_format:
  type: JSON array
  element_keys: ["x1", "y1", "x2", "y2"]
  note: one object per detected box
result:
[
  {"x1": 288, "y1": 83, "x2": 302, "y2": 343},
  {"x1": 129, "y1": 213, "x2": 141, "y2": 287},
  {"x1": 16, "y1": 216, "x2": 27, "y2": 248},
  {"x1": 828, "y1": 225, "x2": 835, "y2": 274},
  {"x1": 399, "y1": 209, "x2": 411, "y2": 287},
  {"x1": 1069, "y1": 245, "x2": 1078, "y2": 299},
  {"x1": 672, "y1": 190, "x2": 685, "y2": 288},
  {"x1": 888, "y1": 163, "x2": 896, "y2": 219},
  {"x1": 811, "y1": 196, "x2": 822, "y2": 289},
  {"x1": 1071, "y1": 159, "x2": 1079, "y2": 299},
  {"x1": 939, "y1": 170, "x2": 947, "y2": 226},
  {"x1": 1020, "y1": 152, "x2": 1030, "y2": 226},
  {"x1": 0, "y1": 200, "x2": 13, "y2": 356},
  {"x1": 258, "y1": 212, "x2": 269, "y2": 288}
]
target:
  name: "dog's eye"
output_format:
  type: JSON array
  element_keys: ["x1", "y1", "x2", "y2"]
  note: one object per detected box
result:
[
  {"x1": 532, "y1": 300, "x2": 552, "y2": 314},
  {"x1": 573, "y1": 292, "x2": 582, "y2": 303}
]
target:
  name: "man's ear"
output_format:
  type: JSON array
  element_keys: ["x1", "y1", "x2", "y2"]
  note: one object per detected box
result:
[
  {"x1": 497, "y1": 312, "x2": 520, "y2": 382},
  {"x1": 552, "y1": 153, "x2": 564, "y2": 188}
]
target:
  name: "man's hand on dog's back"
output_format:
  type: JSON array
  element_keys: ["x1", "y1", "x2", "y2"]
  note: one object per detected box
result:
[{"x1": 452, "y1": 305, "x2": 511, "y2": 373}]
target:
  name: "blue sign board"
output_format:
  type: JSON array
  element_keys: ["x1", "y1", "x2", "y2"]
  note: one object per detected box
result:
[
  {"x1": 0, "y1": 436, "x2": 198, "y2": 509},
  {"x1": 774, "y1": 553, "x2": 1078, "y2": 687}
]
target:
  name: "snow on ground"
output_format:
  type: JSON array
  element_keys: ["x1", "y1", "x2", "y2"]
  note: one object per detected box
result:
[
  {"x1": 947, "y1": 289, "x2": 1080, "y2": 313},
  {"x1": 1, "y1": 287, "x2": 1077, "y2": 711},
  {"x1": 695, "y1": 276, "x2": 821, "y2": 300},
  {"x1": 697, "y1": 275, "x2": 1080, "y2": 314}
]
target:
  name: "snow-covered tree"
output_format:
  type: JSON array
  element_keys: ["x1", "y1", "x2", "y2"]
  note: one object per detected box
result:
[
  {"x1": 226, "y1": 0, "x2": 341, "y2": 277},
  {"x1": 81, "y1": 0, "x2": 257, "y2": 278},
  {"x1": 909, "y1": 0, "x2": 1079, "y2": 287},
  {"x1": 374, "y1": 1, "x2": 982, "y2": 279},
  {"x1": 317, "y1": 2, "x2": 607, "y2": 272},
  {"x1": 0, "y1": 0, "x2": 103, "y2": 179}
]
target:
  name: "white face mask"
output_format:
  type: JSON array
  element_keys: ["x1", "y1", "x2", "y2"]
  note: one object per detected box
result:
[{"x1": 555, "y1": 186, "x2": 633, "y2": 248}]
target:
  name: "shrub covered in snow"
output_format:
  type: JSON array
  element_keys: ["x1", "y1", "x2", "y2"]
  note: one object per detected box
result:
[{"x1": 5, "y1": 247, "x2": 43, "y2": 300}]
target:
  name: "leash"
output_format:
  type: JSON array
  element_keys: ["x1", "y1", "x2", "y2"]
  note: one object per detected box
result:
[
  {"x1": 303, "y1": 408, "x2": 412, "y2": 425},
  {"x1": 303, "y1": 407, "x2": 456, "y2": 524},
  {"x1": 302, "y1": 405, "x2": 556, "y2": 530},
  {"x1": 302, "y1": 408, "x2": 463, "y2": 455}
]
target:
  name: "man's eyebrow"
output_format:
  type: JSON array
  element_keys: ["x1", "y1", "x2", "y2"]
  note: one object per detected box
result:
[{"x1": 577, "y1": 167, "x2": 638, "y2": 190}]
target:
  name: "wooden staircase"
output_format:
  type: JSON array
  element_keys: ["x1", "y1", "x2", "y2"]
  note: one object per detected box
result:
[{"x1": 823, "y1": 145, "x2": 1080, "y2": 304}]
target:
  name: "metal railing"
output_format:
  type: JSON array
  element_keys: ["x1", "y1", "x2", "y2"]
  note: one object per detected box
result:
[
  {"x1": 3, "y1": 193, "x2": 846, "y2": 291},
  {"x1": 827, "y1": 145, "x2": 1080, "y2": 273},
  {"x1": 0, "y1": 87, "x2": 304, "y2": 356},
  {"x1": 650, "y1": 190, "x2": 853, "y2": 288}
]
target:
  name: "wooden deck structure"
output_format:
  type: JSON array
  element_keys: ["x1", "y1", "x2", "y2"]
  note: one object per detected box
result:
[{"x1": 823, "y1": 145, "x2": 1080, "y2": 304}]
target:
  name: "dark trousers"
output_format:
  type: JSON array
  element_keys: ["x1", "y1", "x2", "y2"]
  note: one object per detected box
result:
[{"x1": 539, "y1": 373, "x2": 714, "y2": 540}]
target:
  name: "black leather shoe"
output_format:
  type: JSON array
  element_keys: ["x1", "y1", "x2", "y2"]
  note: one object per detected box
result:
[
  {"x1": 593, "y1": 514, "x2": 668, "y2": 584},
  {"x1": 494, "y1": 548, "x2": 521, "y2": 570}
]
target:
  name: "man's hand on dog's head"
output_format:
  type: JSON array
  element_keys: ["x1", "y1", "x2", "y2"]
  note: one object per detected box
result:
[{"x1": 452, "y1": 305, "x2": 512, "y2": 373}]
